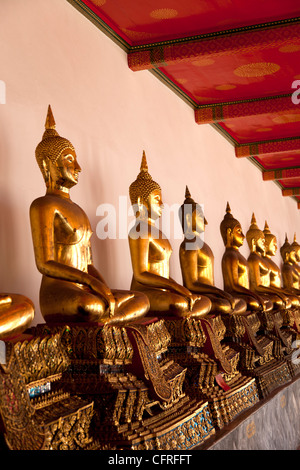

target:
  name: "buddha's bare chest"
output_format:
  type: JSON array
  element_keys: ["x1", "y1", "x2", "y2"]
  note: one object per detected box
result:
[{"x1": 53, "y1": 201, "x2": 92, "y2": 245}]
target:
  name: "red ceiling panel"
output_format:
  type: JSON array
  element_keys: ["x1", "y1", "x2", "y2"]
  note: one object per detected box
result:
[
  {"x1": 256, "y1": 153, "x2": 300, "y2": 170},
  {"x1": 71, "y1": 0, "x2": 300, "y2": 205},
  {"x1": 82, "y1": 0, "x2": 300, "y2": 45}
]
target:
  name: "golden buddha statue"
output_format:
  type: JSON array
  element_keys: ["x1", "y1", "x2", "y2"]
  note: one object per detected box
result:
[
  {"x1": 0, "y1": 293, "x2": 34, "y2": 340},
  {"x1": 263, "y1": 223, "x2": 299, "y2": 307},
  {"x1": 30, "y1": 106, "x2": 149, "y2": 325},
  {"x1": 128, "y1": 152, "x2": 212, "y2": 318},
  {"x1": 281, "y1": 235, "x2": 300, "y2": 295},
  {"x1": 220, "y1": 204, "x2": 268, "y2": 312},
  {"x1": 179, "y1": 187, "x2": 247, "y2": 315},
  {"x1": 291, "y1": 234, "x2": 300, "y2": 278},
  {"x1": 246, "y1": 214, "x2": 291, "y2": 310}
]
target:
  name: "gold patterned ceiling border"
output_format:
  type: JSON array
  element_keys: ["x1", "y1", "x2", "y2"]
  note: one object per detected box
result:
[
  {"x1": 262, "y1": 166, "x2": 300, "y2": 181},
  {"x1": 129, "y1": 17, "x2": 300, "y2": 50},
  {"x1": 195, "y1": 94, "x2": 294, "y2": 124},
  {"x1": 282, "y1": 187, "x2": 300, "y2": 196},
  {"x1": 128, "y1": 22, "x2": 300, "y2": 71},
  {"x1": 235, "y1": 137, "x2": 300, "y2": 158}
]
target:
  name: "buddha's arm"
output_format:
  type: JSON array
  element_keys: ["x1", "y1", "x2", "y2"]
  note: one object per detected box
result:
[
  {"x1": 180, "y1": 248, "x2": 230, "y2": 298},
  {"x1": 129, "y1": 236, "x2": 190, "y2": 297},
  {"x1": 289, "y1": 270, "x2": 300, "y2": 294},
  {"x1": 281, "y1": 266, "x2": 300, "y2": 293},
  {"x1": 87, "y1": 246, "x2": 109, "y2": 287},
  {"x1": 87, "y1": 265, "x2": 108, "y2": 286},
  {"x1": 248, "y1": 259, "x2": 276, "y2": 294},
  {"x1": 30, "y1": 201, "x2": 112, "y2": 303},
  {"x1": 223, "y1": 253, "x2": 263, "y2": 306},
  {"x1": 251, "y1": 262, "x2": 288, "y2": 306}
]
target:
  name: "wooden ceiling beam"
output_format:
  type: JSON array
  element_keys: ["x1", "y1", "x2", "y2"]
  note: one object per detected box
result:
[
  {"x1": 195, "y1": 94, "x2": 294, "y2": 124},
  {"x1": 282, "y1": 187, "x2": 300, "y2": 196},
  {"x1": 128, "y1": 23, "x2": 300, "y2": 71},
  {"x1": 262, "y1": 167, "x2": 300, "y2": 181},
  {"x1": 235, "y1": 138, "x2": 300, "y2": 158}
]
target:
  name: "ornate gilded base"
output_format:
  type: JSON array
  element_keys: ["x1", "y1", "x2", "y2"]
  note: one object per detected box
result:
[
  {"x1": 0, "y1": 330, "x2": 97, "y2": 450},
  {"x1": 122, "y1": 397, "x2": 215, "y2": 450},
  {"x1": 162, "y1": 316, "x2": 260, "y2": 429},
  {"x1": 249, "y1": 358, "x2": 292, "y2": 399},
  {"x1": 34, "y1": 318, "x2": 216, "y2": 449},
  {"x1": 282, "y1": 307, "x2": 300, "y2": 336},
  {"x1": 1, "y1": 313, "x2": 294, "y2": 449},
  {"x1": 220, "y1": 310, "x2": 294, "y2": 398}
]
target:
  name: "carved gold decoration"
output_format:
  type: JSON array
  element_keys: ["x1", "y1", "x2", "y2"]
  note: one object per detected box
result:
[{"x1": 0, "y1": 331, "x2": 97, "y2": 450}]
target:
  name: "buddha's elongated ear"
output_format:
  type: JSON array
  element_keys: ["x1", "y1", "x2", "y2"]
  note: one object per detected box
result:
[
  {"x1": 185, "y1": 212, "x2": 193, "y2": 230},
  {"x1": 226, "y1": 227, "x2": 233, "y2": 247},
  {"x1": 135, "y1": 196, "x2": 148, "y2": 219},
  {"x1": 42, "y1": 158, "x2": 51, "y2": 187}
]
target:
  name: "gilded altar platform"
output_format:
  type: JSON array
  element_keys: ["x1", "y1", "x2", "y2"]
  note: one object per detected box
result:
[
  {"x1": 199, "y1": 375, "x2": 300, "y2": 450},
  {"x1": 0, "y1": 317, "x2": 299, "y2": 451}
]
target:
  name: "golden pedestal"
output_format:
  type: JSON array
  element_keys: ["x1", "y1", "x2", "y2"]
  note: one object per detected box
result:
[
  {"x1": 0, "y1": 330, "x2": 97, "y2": 450},
  {"x1": 33, "y1": 318, "x2": 215, "y2": 450},
  {"x1": 221, "y1": 310, "x2": 293, "y2": 398},
  {"x1": 162, "y1": 315, "x2": 259, "y2": 429}
]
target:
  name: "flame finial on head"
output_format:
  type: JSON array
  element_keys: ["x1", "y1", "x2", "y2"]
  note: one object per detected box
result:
[
  {"x1": 140, "y1": 150, "x2": 148, "y2": 172},
  {"x1": 35, "y1": 105, "x2": 75, "y2": 184},
  {"x1": 129, "y1": 151, "x2": 161, "y2": 206}
]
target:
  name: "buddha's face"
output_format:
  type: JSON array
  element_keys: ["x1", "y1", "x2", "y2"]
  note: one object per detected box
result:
[
  {"x1": 256, "y1": 235, "x2": 265, "y2": 254},
  {"x1": 289, "y1": 249, "x2": 297, "y2": 264},
  {"x1": 55, "y1": 148, "x2": 81, "y2": 188},
  {"x1": 295, "y1": 247, "x2": 300, "y2": 261},
  {"x1": 147, "y1": 189, "x2": 163, "y2": 221},
  {"x1": 192, "y1": 207, "x2": 205, "y2": 234},
  {"x1": 266, "y1": 236, "x2": 277, "y2": 256},
  {"x1": 231, "y1": 223, "x2": 244, "y2": 248}
]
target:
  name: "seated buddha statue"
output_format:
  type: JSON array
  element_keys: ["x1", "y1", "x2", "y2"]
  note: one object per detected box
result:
[
  {"x1": 281, "y1": 236, "x2": 300, "y2": 296},
  {"x1": 30, "y1": 106, "x2": 149, "y2": 325},
  {"x1": 178, "y1": 187, "x2": 247, "y2": 315},
  {"x1": 263, "y1": 222, "x2": 299, "y2": 307},
  {"x1": 291, "y1": 234, "x2": 300, "y2": 279},
  {"x1": 246, "y1": 214, "x2": 291, "y2": 310},
  {"x1": 128, "y1": 152, "x2": 212, "y2": 318},
  {"x1": 0, "y1": 293, "x2": 34, "y2": 341},
  {"x1": 220, "y1": 203, "x2": 270, "y2": 312}
]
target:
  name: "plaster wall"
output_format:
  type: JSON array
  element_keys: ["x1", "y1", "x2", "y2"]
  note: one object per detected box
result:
[{"x1": 0, "y1": 0, "x2": 299, "y2": 325}]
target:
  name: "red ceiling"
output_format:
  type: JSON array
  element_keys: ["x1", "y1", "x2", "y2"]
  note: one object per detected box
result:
[
  {"x1": 69, "y1": 0, "x2": 300, "y2": 207},
  {"x1": 79, "y1": 0, "x2": 300, "y2": 45}
]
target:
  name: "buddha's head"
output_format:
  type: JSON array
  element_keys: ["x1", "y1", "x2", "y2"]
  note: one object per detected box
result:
[
  {"x1": 129, "y1": 151, "x2": 163, "y2": 221},
  {"x1": 35, "y1": 105, "x2": 81, "y2": 190},
  {"x1": 280, "y1": 235, "x2": 295, "y2": 263},
  {"x1": 291, "y1": 234, "x2": 300, "y2": 262},
  {"x1": 179, "y1": 186, "x2": 207, "y2": 236},
  {"x1": 246, "y1": 213, "x2": 265, "y2": 254},
  {"x1": 263, "y1": 221, "x2": 277, "y2": 257},
  {"x1": 220, "y1": 202, "x2": 244, "y2": 248}
]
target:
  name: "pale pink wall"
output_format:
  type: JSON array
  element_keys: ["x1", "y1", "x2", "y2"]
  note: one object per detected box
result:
[{"x1": 0, "y1": 0, "x2": 299, "y2": 325}]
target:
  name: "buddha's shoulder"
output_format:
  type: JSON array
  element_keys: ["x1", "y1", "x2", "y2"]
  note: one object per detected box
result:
[
  {"x1": 222, "y1": 247, "x2": 241, "y2": 259},
  {"x1": 30, "y1": 195, "x2": 68, "y2": 212}
]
